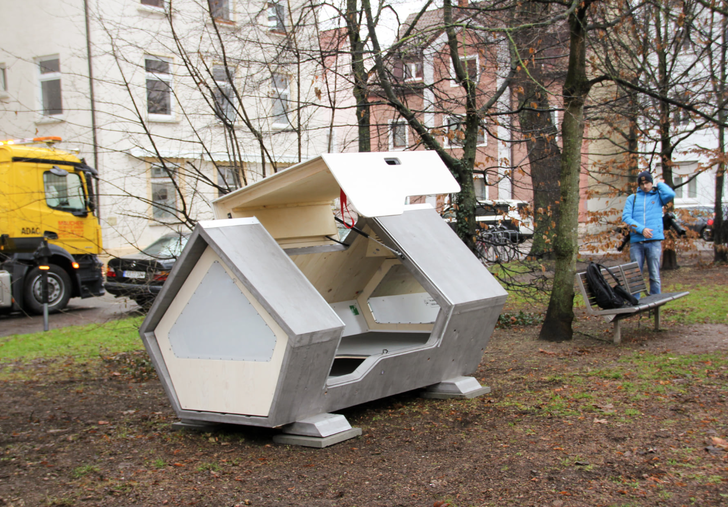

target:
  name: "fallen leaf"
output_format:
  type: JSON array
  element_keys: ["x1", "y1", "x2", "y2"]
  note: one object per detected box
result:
[
  {"x1": 711, "y1": 437, "x2": 728, "y2": 450},
  {"x1": 539, "y1": 349, "x2": 556, "y2": 356},
  {"x1": 594, "y1": 418, "x2": 608, "y2": 424},
  {"x1": 594, "y1": 403, "x2": 615, "y2": 413}
]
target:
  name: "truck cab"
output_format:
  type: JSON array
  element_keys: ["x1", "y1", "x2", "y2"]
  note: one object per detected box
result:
[{"x1": 0, "y1": 137, "x2": 104, "y2": 314}]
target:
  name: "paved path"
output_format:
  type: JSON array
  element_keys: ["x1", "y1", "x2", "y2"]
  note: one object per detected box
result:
[{"x1": 0, "y1": 294, "x2": 143, "y2": 337}]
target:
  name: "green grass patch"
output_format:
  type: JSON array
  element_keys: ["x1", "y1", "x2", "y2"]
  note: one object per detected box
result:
[
  {"x1": 622, "y1": 351, "x2": 728, "y2": 381},
  {"x1": 0, "y1": 317, "x2": 144, "y2": 362},
  {"x1": 196, "y1": 462, "x2": 221, "y2": 472},
  {"x1": 71, "y1": 464, "x2": 100, "y2": 479},
  {"x1": 662, "y1": 282, "x2": 728, "y2": 325}
]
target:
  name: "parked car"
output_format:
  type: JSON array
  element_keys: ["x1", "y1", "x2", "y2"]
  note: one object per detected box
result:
[
  {"x1": 674, "y1": 205, "x2": 717, "y2": 241},
  {"x1": 704, "y1": 205, "x2": 728, "y2": 241},
  {"x1": 105, "y1": 233, "x2": 189, "y2": 307}
]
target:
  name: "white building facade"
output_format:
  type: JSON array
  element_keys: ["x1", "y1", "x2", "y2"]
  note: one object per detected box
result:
[{"x1": 0, "y1": 0, "x2": 338, "y2": 255}]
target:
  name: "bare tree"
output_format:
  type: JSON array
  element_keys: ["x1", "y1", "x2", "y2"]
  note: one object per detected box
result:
[{"x1": 90, "y1": 0, "x2": 329, "y2": 247}]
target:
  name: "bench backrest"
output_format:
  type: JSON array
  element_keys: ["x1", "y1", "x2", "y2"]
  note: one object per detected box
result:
[{"x1": 576, "y1": 262, "x2": 646, "y2": 311}]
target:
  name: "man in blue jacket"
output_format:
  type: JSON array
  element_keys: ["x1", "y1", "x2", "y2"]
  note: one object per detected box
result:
[{"x1": 622, "y1": 170, "x2": 676, "y2": 296}]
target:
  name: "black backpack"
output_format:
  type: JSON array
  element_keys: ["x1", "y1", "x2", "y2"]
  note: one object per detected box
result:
[{"x1": 585, "y1": 262, "x2": 639, "y2": 309}]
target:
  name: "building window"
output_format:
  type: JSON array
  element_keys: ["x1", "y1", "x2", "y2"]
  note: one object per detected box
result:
[
  {"x1": 443, "y1": 116, "x2": 486, "y2": 147},
  {"x1": 550, "y1": 109, "x2": 560, "y2": 139},
  {"x1": 450, "y1": 55, "x2": 479, "y2": 86},
  {"x1": 216, "y1": 165, "x2": 241, "y2": 197},
  {"x1": 268, "y1": 1, "x2": 286, "y2": 32},
  {"x1": 389, "y1": 120, "x2": 408, "y2": 150},
  {"x1": 404, "y1": 61, "x2": 423, "y2": 82},
  {"x1": 673, "y1": 91, "x2": 691, "y2": 126},
  {"x1": 0, "y1": 63, "x2": 7, "y2": 94},
  {"x1": 674, "y1": 175, "x2": 697, "y2": 199},
  {"x1": 208, "y1": 0, "x2": 230, "y2": 21},
  {"x1": 474, "y1": 176, "x2": 487, "y2": 201},
  {"x1": 212, "y1": 65, "x2": 236, "y2": 123},
  {"x1": 141, "y1": 0, "x2": 164, "y2": 7},
  {"x1": 145, "y1": 56, "x2": 172, "y2": 117},
  {"x1": 673, "y1": 108, "x2": 690, "y2": 126},
  {"x1": 38, "y1": 57, "x2": 62, "y2": 116},
  {"x1": 271, "y1": 73, "x2": 289, "y2": 127},
  {"x1": 151, "y1": 163, "x2": 178, "y2": 220}
]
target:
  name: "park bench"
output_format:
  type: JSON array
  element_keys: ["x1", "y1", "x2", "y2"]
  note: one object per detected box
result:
[{"x1": 576, "y1": 262, "x2": 689, "y2": 344}]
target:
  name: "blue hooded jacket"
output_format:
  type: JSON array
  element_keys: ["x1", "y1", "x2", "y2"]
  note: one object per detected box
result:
[{"x1": 622, "y1": 182, "x2": 675, "y2": 243}]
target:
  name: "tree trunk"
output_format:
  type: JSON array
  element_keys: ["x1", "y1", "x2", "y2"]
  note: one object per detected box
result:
[
  {"x1": 347, "y1": 0, "x2": 371, "y2": 153},
  {"x1": 539, "y1": 3, "x2": 593, "y2": 342},
  {"x1": 655, "y1": 5, "x2": 679, "y2": 270},
  {"x1": 714, "y1": 9, "x2": 727, "y2": 263},
  {"x1": 516, "y1": 77, "x2": 561, "y2": 259},
  {"x1": 661, "y1": 239, "x2": 679, "y2": 269},
  {"x1": 512, "y1": 2, "x2": 562, "y2": 260},
  {"x1": 453, "y1": 163, "x2": 478, "y2": 253}
]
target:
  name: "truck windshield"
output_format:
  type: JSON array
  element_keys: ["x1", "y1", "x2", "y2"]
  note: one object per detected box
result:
[{"x1": 44, "y1": 171, "x2": 87, "y2": 213}]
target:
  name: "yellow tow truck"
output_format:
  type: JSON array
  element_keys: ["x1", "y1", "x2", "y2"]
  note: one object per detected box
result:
[{"x1": 0, "y1": 137, "x2": 104, "y2": 314}]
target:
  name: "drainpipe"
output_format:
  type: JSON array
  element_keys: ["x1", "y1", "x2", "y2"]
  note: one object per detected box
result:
[{"x1": 84, "y1": 0, "x2": 100, "y2": 218}]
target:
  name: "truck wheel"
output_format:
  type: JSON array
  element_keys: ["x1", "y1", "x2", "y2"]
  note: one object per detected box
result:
[{"x1": 23, "y1": 264, "x2": 72, "y2": 315}]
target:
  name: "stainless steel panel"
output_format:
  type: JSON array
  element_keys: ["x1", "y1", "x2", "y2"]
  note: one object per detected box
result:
[
  {"x1": 372, "y1": 207, "x2": 508, "y2": 306},
  {"x1": 198, "y1": 220, "x2": 344, "y2": 344},
  {"x1": 367, "y1": 293, "x2": 439, "y2": 324}
]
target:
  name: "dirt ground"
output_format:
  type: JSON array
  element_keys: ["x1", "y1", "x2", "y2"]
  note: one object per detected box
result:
[{"x1": 1, "y1": 265, "x2": 727, "y2": 507}]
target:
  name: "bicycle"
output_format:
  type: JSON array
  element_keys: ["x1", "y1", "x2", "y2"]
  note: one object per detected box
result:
[{"x1": 475, "y1": 226, "x2": 521, "y2": 264}]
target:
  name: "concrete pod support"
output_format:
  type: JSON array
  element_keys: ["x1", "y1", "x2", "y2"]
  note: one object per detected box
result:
[{"x1": 139, "y1": 152, "x2": 507, "y2": 446}]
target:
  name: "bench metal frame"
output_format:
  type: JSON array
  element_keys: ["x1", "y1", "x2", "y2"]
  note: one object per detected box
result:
[{"x1": 576, "y1": 262, "x2": 689, "y2": 344}]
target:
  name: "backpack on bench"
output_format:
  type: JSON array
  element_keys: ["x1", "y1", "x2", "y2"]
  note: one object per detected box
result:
[{"x1": 585, "y1": 262, "x2": 639, "y2": 309}]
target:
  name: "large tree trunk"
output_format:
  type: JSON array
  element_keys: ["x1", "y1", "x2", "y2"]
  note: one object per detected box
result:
[
  {"x1": 512, "y1": 3, "x2": 562, "y2": 260},
  {"x1": 539, "y1": 3, "x2": 593, "y2": 342},
  {"x1": 516, "y1": 77, "x2": 562, "y2": 259}
]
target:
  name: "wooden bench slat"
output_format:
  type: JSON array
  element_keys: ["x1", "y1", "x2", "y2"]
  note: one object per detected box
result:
[{"x1": 576, "y1": 262, "x2": 689, "y2": 344}]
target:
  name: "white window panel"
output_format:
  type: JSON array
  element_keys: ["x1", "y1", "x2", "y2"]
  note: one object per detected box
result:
[
  {"x1": 268, "y1": 1, "x2": 286, "y2": 32},
  {"x1": 271, "y1": 73, "x2": 289, "y2": 127},
  {"x1": 443, "y1": 115, "x2": 486, "y2": 147},
  {"x1": 216, "y1": 165, "x2": 242, "y2": 197},
  {"x1": 450, "y1": 54, "x2": 479, "y2": 87},
  {"x1": 209, "y1": 0, "x2": 231, "y2": 21},
  {"x1": 404, "y1": 61, "x2": 423, "y2": 82},
  {"x1": 146, "y1": 56, "x2": 173, "y2": 118},
  {"x1": 213, "y1": 65, "x2": 236, "y2": 123},
  {"x1": 151, "y1": 163, "x2": 179, "y2": 220},
  {"x1": 0, "y1": 63, "x2": 7, "y2": 95},
  {"x1": 474, "y1": 176, "x2": 487, "y2": 201},
  {"x1": 389, "y1": 120, "x2": 408, "y2": 150},
  {"x1": 38, "y1": 56, "x2": 62, "y2": 116}
]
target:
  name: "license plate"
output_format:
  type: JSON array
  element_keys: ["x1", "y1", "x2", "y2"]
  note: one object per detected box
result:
[{"x1": 123, "y1": 270, "x2": 146, "y2": 280}]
